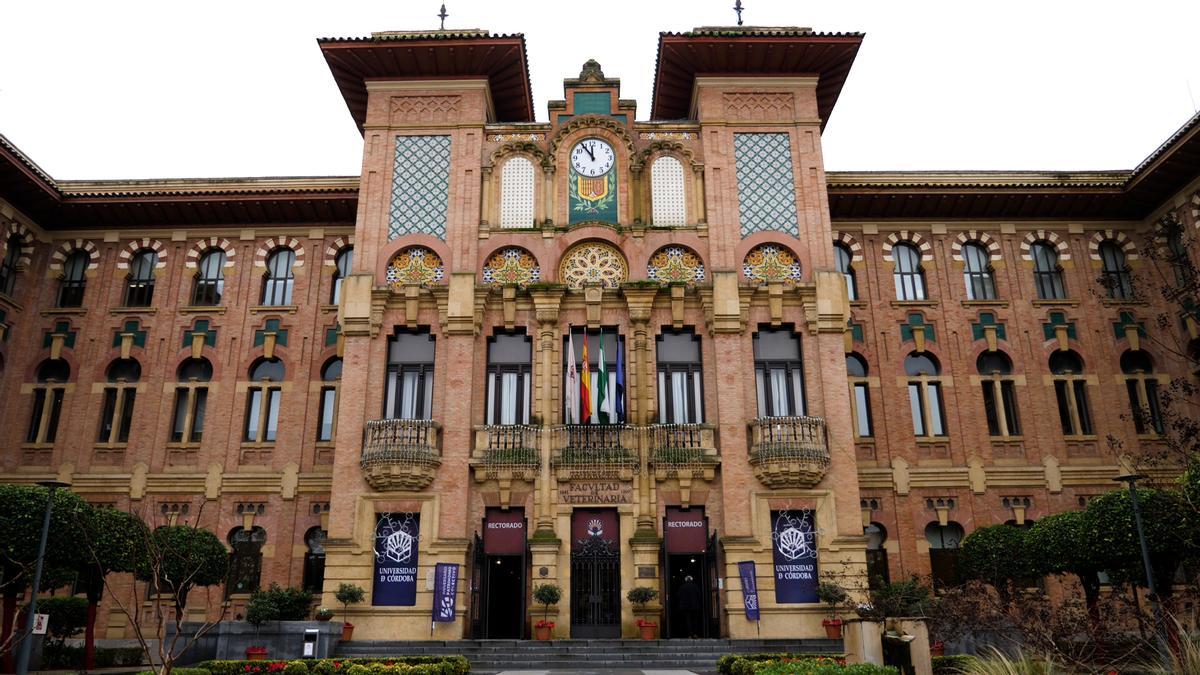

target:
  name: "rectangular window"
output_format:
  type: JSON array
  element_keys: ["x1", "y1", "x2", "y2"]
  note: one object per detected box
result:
[
  {"x1": 852, "y1": 383, "x2": 872, "y2": 437},
  {"x1": 1054, "y1": 381, "x2": 1073, "y2": 434},
  {"x1": 487, "y1": 333, "x2": 533, "y2": 425},
  {"x1": 386, "y1": 331, "x2": 436, "y2": 420},
  {"x1": 1073, "y1": 380, "x2": 1092, "y2": 435},
  {"x1": 45, "y1": 389, "x2": 63, "y2": 443},
  {"x1": 318, "y1": 387, "x2": 337, "y2": 441},
  {"x1": 1000, "y1": 380, "x2": 1020, "y2": 435},
  {"x1": 99, "y1": 389, "x2": 119, "y2": 443},
  {"x1": 909, "y1": 382, "x2": 946, "y2": 437},
  {"x1": 753, "y1": 328, "x2": 805, "y2": 417},
  {"x1": 265, "y1": 389, "x2": 281, "y2": 442},
  {"x1": 908, "y1": 383, "x2": 926, "y2": 436},
  {"x1": 245, "y1": 390, "x2": 262, "y2": 442},
  {"x1": 561, "y1": 328, "x2": 624, "y2": 424},
  {"x1": 27, "y1": 388, "x2": 47, "y2": 443}
]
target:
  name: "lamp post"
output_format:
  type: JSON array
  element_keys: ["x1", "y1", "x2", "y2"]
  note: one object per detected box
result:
[
  {"x1": 1113, "y1": 473, "x2": 1169, "y2": 667},
  {"x1": 14, "y1": 480, "x2": 71, "y2": 675}
]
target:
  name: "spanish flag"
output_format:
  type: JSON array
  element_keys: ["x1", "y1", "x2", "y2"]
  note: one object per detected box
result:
[{"x1": 580, "y1": 332, "x2": 592, "y2": 423}]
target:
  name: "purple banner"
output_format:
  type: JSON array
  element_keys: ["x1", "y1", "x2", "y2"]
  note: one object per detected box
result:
[
  {"x1": 771, "y1": 510, "x2": 819, "y2": 604},
  {"x1": 737, "y1": 560, "x2": 760, "y2": 621},
  {"x1": 373, "y1": 513, "x2": 420, "y2": 606},
  {"x1": 433, "y1": 562, "x2": 458, "y2": 622}
]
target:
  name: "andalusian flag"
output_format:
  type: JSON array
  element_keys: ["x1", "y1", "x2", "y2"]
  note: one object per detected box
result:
[
  {"x1": 580, "y1": 333, "x2": 592, "y2": 423},
  {"x1": 597, "y1": 333, "x2": 611, "y2": 424},
  {"x1": 565, "y1": 330, "x2": 579, "y2": 424}
]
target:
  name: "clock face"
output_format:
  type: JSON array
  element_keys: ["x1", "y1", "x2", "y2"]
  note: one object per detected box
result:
[{"x1": 570, "y1": 139, "x2": 615, "y2": 177}]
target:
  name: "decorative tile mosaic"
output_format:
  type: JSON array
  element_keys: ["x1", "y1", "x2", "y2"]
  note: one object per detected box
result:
[
  {"x1": 651, "y1": 156, "x2": 686, "y2": 227},
  {"x1": 386, "y1": 247, "x2": 445, "y2": 288},
  {"x1": 488, "y1": 133, "x2": 544, "y2": 142},
  {"x1": 742, "y1": 244, "x2": 803, "y2": 285},
  {"x1": 559, "y1": 241, "x2": 628, "y2": 289},
  {"x1": 499, "y1": 156, "x2": 536, "y2": 228},
  {"x1": 647, "y1": 245, "x2": 705, "y2": 285},
  {"x1": 389, "y1": 135, "x2": 451, "y2": 241},
  {"x1": 568, "y1": 162, "x2": 618, "y2": 225},
  {"x1": 482, "y1": 247, "x2": 540, "y2": 287},
  {"x1": 639, "y1": 132, "x2": 694, "y2": 140},
  {"x1": 733, "y1": 133, "x2": 799, "y2": 237}
]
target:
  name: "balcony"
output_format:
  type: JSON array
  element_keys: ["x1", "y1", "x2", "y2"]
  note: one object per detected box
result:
[
  {"x1": 551, "y1": 424, "x2": 640, "y2": 481},
  {"x1": 748, "y1": 416, "x2": 830, "y2": 488},
  {"x1": 360, "y1": 418, "x2": 441, "y2": 491},
  {"x1": 647, "y1": 423, "x2": 718, "y2": 478},
  {"x1": 472, "y1": 424, "x2": 542, "y2": 485}
]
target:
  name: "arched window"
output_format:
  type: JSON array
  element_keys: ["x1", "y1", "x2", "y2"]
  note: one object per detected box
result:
[
  {"x1": 905, "y1": 352, "x2": 946, "y2": 437},
  {"x1": 302, "y1": 526, "x2": 327, "y2": 593},
  {"x1": 499, "y1": 156, "x2": 536, "y2": 229},
  {"x1": 98, "y1": 359, "x2": 140, "y2": 445},
  {"x1": 962, "y1": 243, "x2": 996, "y2": 300},
  {"x1": 317, "y1": 358, "x2": 342, "y2": 442},
  {"x1": 192, "y1": 249, "x2": 226, "y2": 306},
  {"x1": 172, "y1": 358, "x2": 212, "y2": 444},
  {"x1": 1120, "y1": 350, "x2": 1163, "y2": 435},
  {"x1": 261, "y1": 248, "x2": 296, "y2": 306},
  {"x1": 245, "y1": 358, "x2": 284, "y2": 443},
  {"x1": 865, "y1": 522, "x2": 890, "y2": 588},
  {"x1": 487, "y1": 332, "x2": 532, "y2": 425},
  {"x1": 846, "y1": 354, "x2": 872, "y2": 438},
  {"x1": 0, "y1": 234, "x2": 23, "y2": 297},
  {"x1": 978, "y1": 352, "x2": 1020, "y2": 437},
  {"x1": 925, "y1": 522, "x2": 964, "y2": 590},
  {"x1": 124, "y1": 250, "x2": 158, "y2": 307},
  {"x1": 227, "y1": 526, "x2": 266, "y2": 595},
  {"x1": 892, "y1": 243, "x2": 926, "y2": 301},
  {"x1": 656, "y1": 329, "x2": 703, "y2": 424},
  {"x1": 651, "y1": 155, "x2": 686, "y2": 227},
  {"x1": 1050, "y1": 350, "x2": 1092, "y2": 435},
  {"x1": 331, "y1": 247, "x2": 353, "y2": 305},
  {"x1": 1167, "y1": 226, "x2": 1192, "y2": 287},
  {"x1": 385, "y1": 331, "x2": 435, "y2": 419},
  {"x1": 835, "y1": 244, "x2": 857, "y2": 301},
  {"x1": 1099, "y1": 241, "x2": 1133, "y2": 300},
  {"x1": 1031, "y1": 242, "x2": 1065, "y2": 300},
  {"x1": 27, "y1": 360, "x2": 69, "y2": 445},
  {"x1": 753, "y1": 327, "x2": 805, "y2": 417},
  {"x1": 57, "y1": 251, "x2": 89, "y2": 308}
]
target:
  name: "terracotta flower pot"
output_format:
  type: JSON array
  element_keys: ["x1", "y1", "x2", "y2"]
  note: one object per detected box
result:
[
  {"x1": 638, "y1": 623, "x2": 657, "y2": 640},
  {"x1": 316, "y1": 614, "x2": 333, "y2": 622},
  {"x1": 822, "y1": 619, "x2": 843, "y2": 639},
  {"x1": 342, "y1": 621, "x2": 355, "y2": 641},
  {"x1": 535, "y1": 624, "x2": 553, "y2": 640},
  {"x1": 245, "y1": 647, "x2": 268, "y2": 661},
  {"x1": 930, "y1": 644, "x2": 945, "y2": 657}
]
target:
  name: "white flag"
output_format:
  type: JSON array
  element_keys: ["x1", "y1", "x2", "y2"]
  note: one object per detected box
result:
[{"x1": 565, "y1": 330, "x2": 579, "y2": 424}]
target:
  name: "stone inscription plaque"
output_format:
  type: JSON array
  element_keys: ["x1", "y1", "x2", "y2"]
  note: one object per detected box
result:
[{"x1": 559, "y1": 480, "x2": 632, "y2": 504}]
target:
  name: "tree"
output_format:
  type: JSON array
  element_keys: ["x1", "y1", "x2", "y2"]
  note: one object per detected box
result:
[
  {"x1": 335, "y1": 583, "x2": 364, "y2": 625},
  {"x1": 0, "y1": 484, "x2": 86, "y2": 670},
  {"x1": 1025, "y1": 511, "x2": 1103, "y2": 620},
  {"x1": 76, "y1": 506, "x2": 147, "y2": 670},
  {"x1": 1081, "y1": 488, "x2": 1192, "y2": 601},
  {"x1": 959, "y1": 525, "x2": 1034, "y2": 602}
]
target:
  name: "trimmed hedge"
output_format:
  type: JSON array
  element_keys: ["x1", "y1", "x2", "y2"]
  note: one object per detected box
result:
[
  {"x1": 754, "y1": 663, "x2": 897, "y2": 675},
  {"x1": 43, "y1": 644, "x2": 144, "y2": 669},
  {"x1": 140, "y1": 670, "x2": 212, "y2": 675},
  {"x1": 931, "y1": 655, "x2": 977, "y2": 674},
  {"x1": 198, "y1": 656, "x2": 470, "y2": 675},
  {"x1": 717, "y1": 655, "x2": 852, "y2": 675}
]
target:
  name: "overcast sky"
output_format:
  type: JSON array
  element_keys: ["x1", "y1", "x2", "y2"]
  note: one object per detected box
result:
[{"x1": 0, "y1": 1, "x2": 1197, "y2": 180}]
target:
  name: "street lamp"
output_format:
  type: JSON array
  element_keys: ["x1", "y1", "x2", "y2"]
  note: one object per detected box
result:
[
  {"x1": 14, "y1": 480, "x2": 71, "y2": 675},
  {"x1": 1113, "y1": 473, "x2": 1169, "y2": 667}
]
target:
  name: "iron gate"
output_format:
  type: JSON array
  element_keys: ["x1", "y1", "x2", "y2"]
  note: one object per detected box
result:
[{"x1": 570, "y1": 537, "x2": 620, "y2": 638}]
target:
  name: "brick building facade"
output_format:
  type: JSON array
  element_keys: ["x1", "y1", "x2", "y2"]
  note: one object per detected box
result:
[{"x1": 0, "y1": 25, "x2": 1198, "y2": 641}]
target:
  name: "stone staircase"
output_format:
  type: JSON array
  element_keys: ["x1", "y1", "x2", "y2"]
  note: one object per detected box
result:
[{"x1": 335, "y1": 638, "x2": 843, "y2": 672}]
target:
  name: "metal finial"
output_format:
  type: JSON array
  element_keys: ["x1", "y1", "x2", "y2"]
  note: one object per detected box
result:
[
  {"x1": 733, "y1": 0, "x2": 744, "y2": 26},
  {"x1": 438, "y1": 3, "x2": 448, "y2": 30}
]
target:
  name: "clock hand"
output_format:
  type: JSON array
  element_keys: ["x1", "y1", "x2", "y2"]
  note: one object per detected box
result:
[{"x1": 582, "y1": 143, "x2": 595, "y2": 161}]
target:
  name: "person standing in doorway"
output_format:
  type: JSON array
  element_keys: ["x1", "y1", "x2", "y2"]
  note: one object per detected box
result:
[{"x1": 677, "y1": 575, "x2": 703, "y2": 638}]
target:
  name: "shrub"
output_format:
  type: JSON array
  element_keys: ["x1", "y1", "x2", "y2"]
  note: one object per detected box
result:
[
  {"x1": 96, "y1": 646, "x2": 146, "y2": 667},
  {"x1": 28, "y1": 595, "x2": 88, "y2": 645},
  {"x1": 932, "y1": 655, "x2": 977, "y2": 674},
  {"x1": 754, "y1": 664, "x2": 897, "y2": 675},
  {"x1": 284, "y1": 661, "x2": 310, "y2": 675},
  {"x1": 717, "y1": 654, "x2": 848, "y2": 675},
  {"x1": 139, "y1": 670, "x2": 212, "y2": 675},
  {"x1": 336, "y1": 583, "x2": 366, "y2": 619},
  {"x1": 626, "y1": 586, "x2": 658, "y2": 607},
  {"x1": 346, "y1": 666, "x2": 371, "y2": 675},
  {"x1": 248, "y1": 584, "x2": 314, "y2": 622},
  {"x1": 199, "y1": 657, "x2": 469, "y2": 675}
]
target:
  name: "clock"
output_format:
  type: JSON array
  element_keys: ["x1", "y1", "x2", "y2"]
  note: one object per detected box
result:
[{"x1": 570, "y1": 138, "x2": 615, "y2": 177}]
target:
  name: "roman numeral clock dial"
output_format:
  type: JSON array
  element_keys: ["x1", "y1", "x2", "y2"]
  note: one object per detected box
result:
[{"x1": 570, "y1": 139, "x2": 615, "y2": 176}]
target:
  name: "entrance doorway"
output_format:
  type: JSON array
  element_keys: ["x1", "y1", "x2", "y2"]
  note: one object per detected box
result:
[
  {"x1": 484, "y1": 555, "x2": 524, "y2": 638},
  {"x1": 662, "y1": 507, "x2": 718, "y2": 639},
  {"x1": 570, "y1": 508, "x2": 621, "y2": 638},
  {"x1": 471, "y1": 508, "x2": 528, "y2": 639}
]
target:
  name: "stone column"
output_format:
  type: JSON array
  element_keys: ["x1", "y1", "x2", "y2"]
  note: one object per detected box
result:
[{"x1": 529, "y1": 287, "x2": 565, "y2": 532}]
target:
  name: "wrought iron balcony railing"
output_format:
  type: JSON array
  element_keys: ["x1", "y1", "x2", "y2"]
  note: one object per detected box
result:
[
  {"x1": 550, "y1": 424, "x2": 640, "y2": 479},
  {"x1": 647, "y1": 423, "x2": 718, "y2": 471},
  {"x1": 473, "y1": 424, "x2": 542, "y2": 469},
  {"x1": 748, "y1": 416, "x2": 830, "y2": 488},
  {"x1": 360, "y1": 418, "x2": 441, "y2": 491}
]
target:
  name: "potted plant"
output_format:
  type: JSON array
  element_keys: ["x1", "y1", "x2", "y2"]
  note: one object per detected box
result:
[
  {"x1": 336, "y1": 583, "x2": 365, "y2": 641},
  {"x1": 816, "y1": 581, "x2": 848, "y2": 639},
  {"x1": 532, "y1": 584, "x2": 562, "y2": 640},
  {"x1": 315, "y1": 608, "x2": 335, "y2": 622},
  {"x1": 244, "y1": 591, "x2": 278, "y2": 660},
  {"x1": 930, "y1": 640, "x2": 945, "y2": 657},
  {"x1": 626, "y1": 587, "x2": 659, "y2": 639}
]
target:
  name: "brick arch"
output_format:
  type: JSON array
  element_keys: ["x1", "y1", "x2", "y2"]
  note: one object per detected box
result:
[
  {"x1": 630, "y1": 230, "x2": 709, "y2": 276},
  {"x1": 1191, "y1": 189, "x2": 1200, "y2": 227},
  {"x1": 26, "y1": 352, "x2": 80, "y2": 383},
  {"x1": 967, "y1": 343, "x2": 1021, "y2": 374},
  {"x1": 558, "y1": 239, "x2": 629, "y2": 289},
  {"x1": 376, "y1": 235, "x2": 453, "y2": 284},
  {"x1": 49, "y1": 239, "x2": 100, "y2": 271},
  {"x1": 950, "y1": 231, "x2": 1001, "y2": 262},
  {"x1": 185, "y1": 237, "x2": 237, "y2": 269},
  {"x1": 1019, "y1": 230, "x2": 1070, "y2": 261},
  {"x1": 645, "y1": 243, "x2": 707, "y2": 285},
  {"x1": 116, "y1": 238, "x2": 168, "y2": 269},
  {"x1": 1088, "y1": 230, "x2": 1139, "y2": 261},
  {"x1": 881, "y1": 231, "x2": 932, "y2": 263},
  {"x1": 254, "y1": 237, "x2": 305, "y2": 268},
  {"x1": 833, "y1": 231, "x2": 863, "y2": 262},
  {"x1": 479, "y1": 245, "x2": 543, "y2": 287},
  {"x1": 172, "y1": 350, "x2": 224, "y2": 381},
  {"x1": 324, "y1": 236, "x2": 354, "y2": 267},
  {"x1": 2, "y1": 221, "x2": 35, "y2": 268}
]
